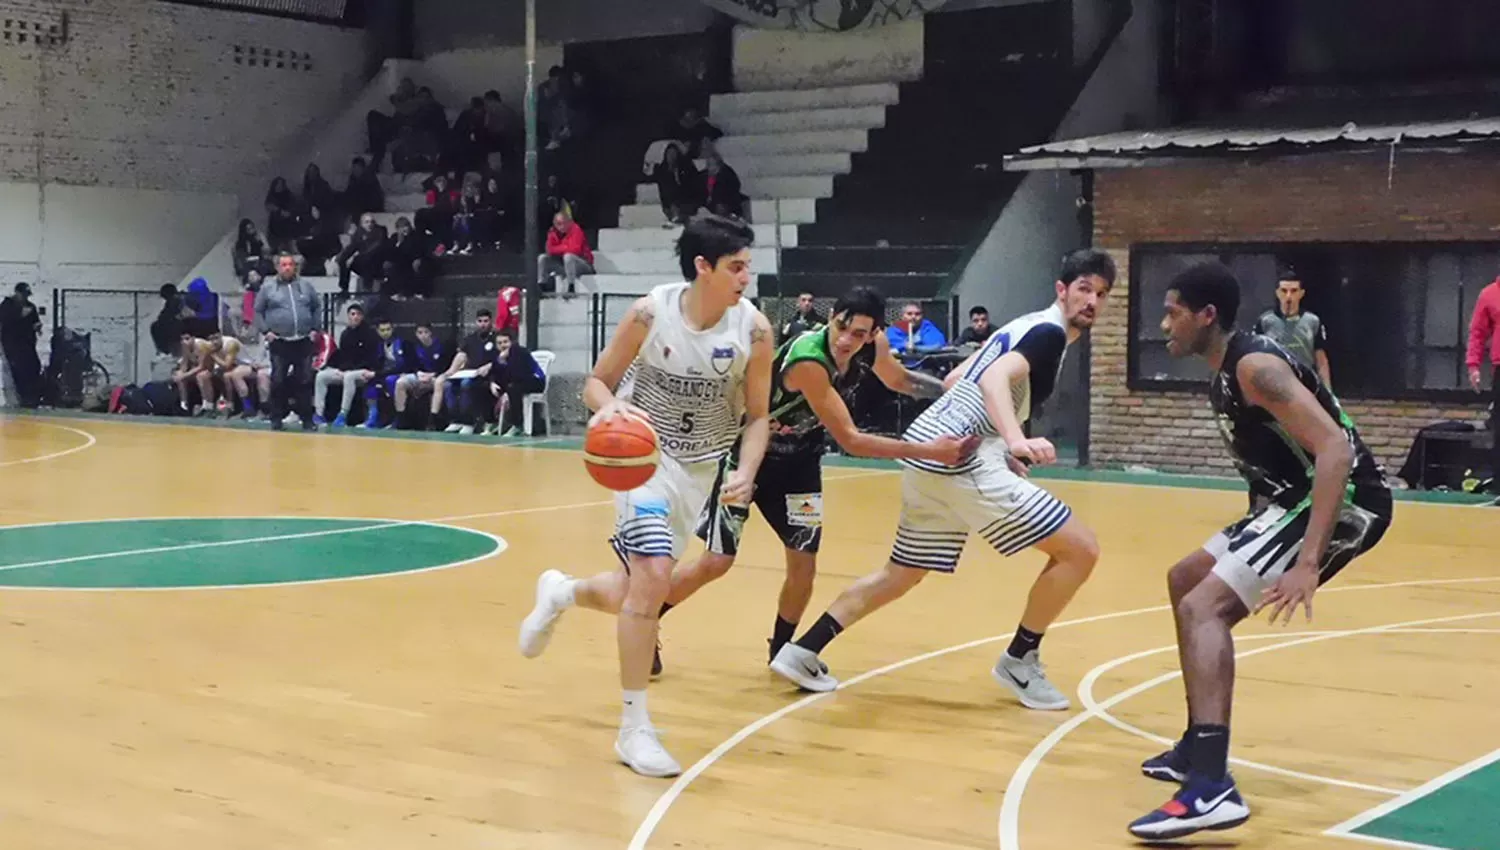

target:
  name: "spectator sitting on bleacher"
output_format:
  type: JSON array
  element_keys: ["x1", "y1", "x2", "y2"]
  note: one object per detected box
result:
[
  {"x1": 336, "y1": 213, "x2": 389, "y2": 295},
  {"x1": 298, "y1": 204, "x2": 343, "y2": 276},
  {"x1": 391, "y1": 124, "x2": 440, "y2": 175},
  {"x1": 392, "y1": 322, "x2": 449, "y2": 430},
  {"x1": 539, "y1": 173, "x2": 576, "y2": 232},
  {"x1": 359, "y1": 318, "x2": 406, "y2": 428},
  {"x1": 264, "y1": 177, "x2": 300, "y2": 250},
  {"x1": 183, "y1": 277, "x2": 221, "y2": 339},
  {"x1": 956, "y1": 305, "x2": 994, "y2": 346},
  {"x1": 383, "y1": 217, "x2": 435, "y2": 301},
  {"x1": 669, "y1": 106, "x2": 723, "y2": 159},
  {"x1": 886, "y1": 302, "x2": 948, "y2": 366},
  {"x1": 538, "y1": 211, "x2": 594, "y2": 297},
  {"x1": 702, "y1": 152, "x2": 745, "y2": 220},
  {"x1": 301, "y1": 163, "x2": 337, "y2": 219},
  {"x1": 482, "y1": 90, "x2": 522, "y2": 167},
  {"x1": 779, "y1": 292, "x2": 826, "y2": 343},
  {"x1": 417, "y1": 174, "x2": 461, "y2": 250},
  {"x1": 450, "y1": 182, "x2": 484, "y2": 255},
  {"x1": 485, "y1": 327, "x2": 545, "y2": 437},
  {"x1": 450, "y1": 96, "x2": 490, "y2": 174},
  {"x1": 233, "y1": 219, "x2": 273, "y2": 283},
  {"x1": 436, "y1": 309, "x2": 497, "y2": 435},
  {"x1": 342, "y1": 157, "x2": 385, "y2": 223},
  {"x1": 172, "y1": 331, "x2": 213, "y2": 415},
  {"x1": 654, "y1": 141, "x2": 703, "y2": 226},
  {"x1": 314, "y1": 302, "x2": 382, "y2": 428},
  {"x1": 412, "y1": 87, "x2": 449, "y2": 143},
  {"x1": 366, "y1": 76, "x2": 419, "y2": 171},
  {"x1": 150, "y1": 284, "x2": 191, "y2": 356}
]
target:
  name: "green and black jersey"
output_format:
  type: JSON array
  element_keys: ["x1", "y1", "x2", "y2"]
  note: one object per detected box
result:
[
  {"x1": 1210, "y1": 332, "x2": 1386, "y2": 507},
  {"x1": 765, "y1": 327, "x2": 876, "y2": 458}
]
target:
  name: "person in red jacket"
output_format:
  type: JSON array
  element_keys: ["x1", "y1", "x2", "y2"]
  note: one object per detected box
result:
[
  {"x1": 1467, "y1": 276, "x2": 1500, "y2": 495},
  {"x1": 538, "y1": 211, "x2": 594, "y2": 296},
  {"x1": 495, "y1": 286, "x2": 523, "y2": 335}
]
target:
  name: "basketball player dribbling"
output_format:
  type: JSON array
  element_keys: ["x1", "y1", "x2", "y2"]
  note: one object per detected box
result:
[
  {"x1": 1127, "y1": 262, "x2": 1392, "y2": 840},
  {"x1": 652, "y1": 286, "x2": 979, "y2": 674},
  {"x1": 770, "y1": 249, "x2": 1116, "y2": 710},
  {"x1": 516, "y1": 214, "x2": 776, "y2": 778}
]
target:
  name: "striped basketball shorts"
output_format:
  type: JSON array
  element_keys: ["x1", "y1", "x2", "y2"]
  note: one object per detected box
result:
[
  {"x1": 610, "y1": 454, "x2": 746, "y2": 565},
  {"x1": 1204, "y1": 486, "x2": 1392, "y2": 609},
  {"x1": 890, "y1": 448, "x2": 1072, "y2": 573}
]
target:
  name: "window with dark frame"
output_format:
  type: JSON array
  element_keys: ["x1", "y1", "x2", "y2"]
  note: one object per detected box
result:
[{"x1": 1128, "y1": 242, "x2": 1499, "y2": 402}]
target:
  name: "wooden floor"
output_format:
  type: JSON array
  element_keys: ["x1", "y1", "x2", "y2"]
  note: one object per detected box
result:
[{"x1": 1, "y1": 413, "x2": 1497, "y2": 850}]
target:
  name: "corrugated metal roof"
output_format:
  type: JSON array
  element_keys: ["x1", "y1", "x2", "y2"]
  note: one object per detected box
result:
[{"x1": 1005, "y1": 116, "x2": 1500, "y2": 169}]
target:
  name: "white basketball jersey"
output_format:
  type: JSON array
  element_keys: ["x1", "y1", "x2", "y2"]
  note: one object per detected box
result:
[{"x1": 617, "y1": 282, "x2": 758, "y2": 464}]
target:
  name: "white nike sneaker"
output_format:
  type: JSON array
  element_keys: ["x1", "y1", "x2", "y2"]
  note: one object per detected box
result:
[
  {"x1": 992, "y1": 650, "x2": 1070, "y2": 710},
  {"x1": 769, "y1": 643, "x2": 839, "y2": 693},
  {"x1": 615, "y1": 725, "x2": 681, "y2": 778},
  {"x1": 518, "y1": 569, "x2": 573, "y2": 658}
]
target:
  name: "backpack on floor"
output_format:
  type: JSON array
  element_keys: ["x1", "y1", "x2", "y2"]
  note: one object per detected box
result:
[{"x1": 141, "y1": 380, "x2": 179, "y2": 415}]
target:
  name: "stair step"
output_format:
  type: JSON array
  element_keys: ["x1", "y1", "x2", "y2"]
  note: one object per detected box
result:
[
  {"x1": 593, "y1": 246, "x2": 780, "y2": 276},
  {"x1": 714, "y1": 106, "x2": 888, "y2": 136},
  {"x1": 598, "y1": 223, "x2": 797, "y2": 252},
  {"x1": 711, "y1": 83, "x2": 900, "y2": 117},
  {"x1": 618, "y1": 197, "x2": 818, "y2": 228},
  {"x1": 731, "y1": 152, "x2": 852, "y2": 178},
  {"x1": 715, "y1": 129, "x2": 870, "y2": 157}
]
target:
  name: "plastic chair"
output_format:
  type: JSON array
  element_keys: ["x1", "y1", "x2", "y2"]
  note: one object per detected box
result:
[{"x1": 523, "y1": 350, "x2": 555, "y2": 436}]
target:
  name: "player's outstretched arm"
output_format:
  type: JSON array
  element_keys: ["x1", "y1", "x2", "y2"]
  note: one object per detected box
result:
[
  {"x1": 584, "y1": 295, "x2": 653, "y2": 422},
  {"x1": 737, "y1": 312, "x2": 776, "y2": 472},
  {"x1": 1239, "y1": 352, "x2": 1354, "y2": 622},
  {"x1": 870, "y1": 332, "x2": 946, "y2": 399},
  {"x1": 788, "y1": 361, "x2": 975, "y2": 464}
]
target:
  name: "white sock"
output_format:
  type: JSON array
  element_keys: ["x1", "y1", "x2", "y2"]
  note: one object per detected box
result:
[
  {"x1": 621, "y1": 689, "x2": 649, "y2": 728},
  {"x1": 555, "y1": 578, "x2": 577, "y2": 608}
]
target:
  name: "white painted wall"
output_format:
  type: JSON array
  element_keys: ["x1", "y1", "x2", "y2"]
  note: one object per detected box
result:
[
  {"x1": 415, "y1": 0, "x2": 719, "y2": 54},
  {"x1": 732, "y1": 20, "x2": 924, "y2": 90},
  {"x1": 952, "y1": 0, "x2": 1163, "y2": 446},
  {"x1": 0, "y1": 0, "x2": 368, "y2": 305}
]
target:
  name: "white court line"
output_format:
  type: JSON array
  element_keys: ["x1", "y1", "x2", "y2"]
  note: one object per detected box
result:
[
  {"x1": 626, "y1": 576, "x2": 1500, "y2": 849},
  {"x1": 997, "y1": 609, "x2": 1500, "y2": 850},
  {"x1": 1324, "y1": 746, "x2": 1500, "y2": 848},
  {"x1": 1079, "y1": 627, "x2": 1500, "y2": 794},
  {"x1": 0, "y1": 421, "x2": 96, "y2": 467}
]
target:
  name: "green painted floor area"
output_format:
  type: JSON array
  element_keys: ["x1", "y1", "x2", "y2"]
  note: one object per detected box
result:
[
  {"x1": 7, "y1": 409, "x2": 1493, "y2": 506},
  {"x1": 1352, "y1": 755, "x2": 1500, "y2": 850},
  {"x1": 0, "y1": 518, "x2": 500, "y2": 589}
]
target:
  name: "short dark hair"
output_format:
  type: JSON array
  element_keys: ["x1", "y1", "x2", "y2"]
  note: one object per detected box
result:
[
  {"x1": 1059, "y1": 249, "x2": 1117, "y2": 288},
  {"x1": 1277, "y1": 266, "x2": 1302, "y2": 285},
  {"x1": 831, "y1": 286, "x2": 885, "y2": 328},
  {"x1": 416, "y1": 322, "x2": 433, "y2": 332},
  {"x1": 498, "y1": 327, "x2": 518, "y2": 342},
  {"x1": 1168, "y1": 261, "x2": 1241, "y2": 329},
  {"x1": 476, "y1": 308, "x2": 493, "y2": 319},
  {"x1": 969, "y1": 305, "x2": 988, "y2": 318},
  {"x1": 347, "y1": 303, "x2": 364, "y2": 315},
  {"x1": 677, "y1": 213, "x2": 755, "y2": 281}
]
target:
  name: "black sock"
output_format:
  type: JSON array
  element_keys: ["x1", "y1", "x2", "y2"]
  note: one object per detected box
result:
[
  {"x1": 1187, "y1": 724, "x2": 1230, "y2": 781},
  {"x1": 793, "y1": 612, "x2": 843, "y2": 654},
  {"x1": 769, "y1": 616, "x2": 797, "y2": 659},
  {"x1": 658, "y1": 602, "x2": 674, "y2": 618},
  {"x1": 1007, "y1": 626, "x2": 1044, "y2": 660}
]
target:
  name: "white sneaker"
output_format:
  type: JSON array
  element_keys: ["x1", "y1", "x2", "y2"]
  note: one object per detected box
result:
[
  {"x1": 443, "y1": 422, "x2": 464, "y2": 433},
  {"x1": 992, "y1": 650, "x2": 1070, "y2": 710},
  {"x1": 518, "y1": 570, "x2": 573, "y2": 658},
  {"x1": 615, "y1": 725, "x2": 681, "y2": 778},
  {"x1": 457, "y1": 424, "x2": 475, "y2": 435},
  {"x1": 769, "y1": 643, "x2": 838, "y2": 692}
]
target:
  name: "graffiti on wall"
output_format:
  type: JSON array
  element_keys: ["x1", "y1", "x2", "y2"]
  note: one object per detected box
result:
[{"x1": 699, "y1": 0, "x2": 950, "y2": 31}]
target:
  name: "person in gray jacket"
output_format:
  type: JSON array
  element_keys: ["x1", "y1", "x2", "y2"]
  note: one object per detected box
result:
[{"x1": 254, "y1": 251, "x2": 323, "y2": 430}]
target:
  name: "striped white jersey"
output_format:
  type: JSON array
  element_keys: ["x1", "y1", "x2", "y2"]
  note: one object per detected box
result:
[
  {"x1": 616, "y1": 282, "x2": 759, "y2": 465},
  {"x1": 901, "y1": 303, "x2": 1069, "y2": 475}
]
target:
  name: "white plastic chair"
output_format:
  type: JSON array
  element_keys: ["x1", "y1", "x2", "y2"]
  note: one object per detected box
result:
[{"x1": 523, "y1": 350, "x2": 555, "y2": 436}]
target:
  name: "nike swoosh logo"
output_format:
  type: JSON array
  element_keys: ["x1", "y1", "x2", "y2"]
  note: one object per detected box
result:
[
  {"x1": 1193, "y1": 787, "x2": 1236, "y2": 814},
  {"x1": 1005, "y1": 670, "x2": 1030, "y2": 689}
]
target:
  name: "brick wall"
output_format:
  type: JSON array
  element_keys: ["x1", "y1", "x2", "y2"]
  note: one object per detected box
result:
[
  {"x1": 1090, "y1": 150, "x2": 1497, "y2": 474},
  {"x1": 0, "y1": 0, "x2": 367, "y2": 192}
]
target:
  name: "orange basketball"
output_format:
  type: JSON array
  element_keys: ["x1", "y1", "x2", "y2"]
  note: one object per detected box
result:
[{"x1": 583, "y1": 415, "x2": 660, "y2": 491}]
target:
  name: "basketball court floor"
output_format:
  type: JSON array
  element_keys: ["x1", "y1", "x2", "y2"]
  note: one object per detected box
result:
[{"x1": 2, "y1": 412, "x2": 1497, "y2": 850}]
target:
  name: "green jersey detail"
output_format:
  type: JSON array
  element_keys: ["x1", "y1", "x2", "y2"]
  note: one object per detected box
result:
[{"x1": 766, "y1": 327, "x2": 873, "y2": 457}]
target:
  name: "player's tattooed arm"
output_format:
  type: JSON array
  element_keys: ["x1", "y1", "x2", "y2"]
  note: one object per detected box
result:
[
  {"x1": 870, "y1": 331, "x2": 944, "y2": 398},
  {"x1": 630, "y1": 299, "x2": 655, "y2": 329},
  {"x1": 749, "y1": 322, "x2": 770, "y2": 346}
]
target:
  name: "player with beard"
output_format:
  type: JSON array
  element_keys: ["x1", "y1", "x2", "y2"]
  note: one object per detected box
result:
[{"x1": 769, "y1": 250, "x2": 1115, "y2": 710}]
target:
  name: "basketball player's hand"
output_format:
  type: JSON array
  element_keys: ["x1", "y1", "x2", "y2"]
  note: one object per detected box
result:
[
  {"x1": 1005, "y1": 452, "x2": 1031, "y2": 477},
  {"x1": 720, "y1": 468, "x2": 755, "y2": 506},
  {"x1": 589, "y1": 399, "x2": 651, "y2": 428},
  {"x1": 1010, "y1": 437, "x2": 1057, "y2": 466},
  {"x1": 1255, "y1": 562, "x2": 1318, "y2": 625},
  {"x1": 928, "y1": 434, "x2": 982, "y2": 466}
]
